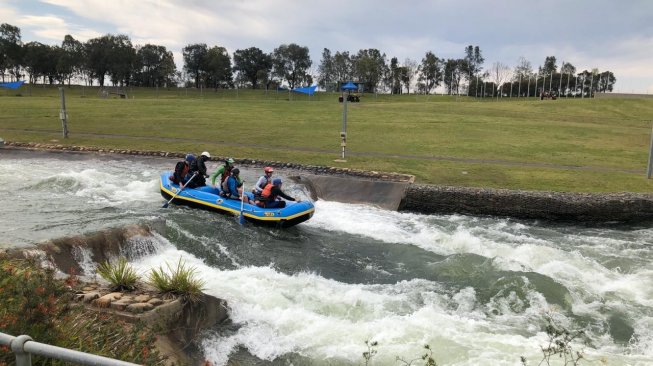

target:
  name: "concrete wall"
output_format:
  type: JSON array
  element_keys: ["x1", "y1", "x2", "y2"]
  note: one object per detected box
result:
[
  {"x1": 402, "y1": 184, "x2": 653, "y2": 223},
  {"x1": 290, "y1": 174, "x2": 411, "y2": 210}
]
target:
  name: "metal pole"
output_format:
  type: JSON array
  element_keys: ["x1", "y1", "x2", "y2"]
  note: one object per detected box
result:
[
  {"x1": 558, "y1": 62, "x2": 563, "y2": 95},
  {"x1": 11, "y1": 334, "x2": 33, "y2": 366},
  {"x1": 518, "y1": 74, "x2": 521, "y2": 97},
  {"x1": 575, "y1": 75, "x2": 578, "y2": 98},
  {"x1": 58, "y1": 87, "x2": 68, "y2": 138},
  {"x1": 647, "y1": 124, "x2": 653, "y2": 179},
  {"x1": 340, "y1": 91, "x2": 348, "y2": 160}
]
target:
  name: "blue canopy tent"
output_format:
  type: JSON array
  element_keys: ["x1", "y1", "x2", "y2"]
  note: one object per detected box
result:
[
  {"x1": 291, "y1": 85, "x2": 317, "y2": 96},
  {"x1": 0, "y1": 80, "x2": 25, "y2": 89},
  {"x1": 339, "y1": 81, "x2": 360, "y2": 102},
  {"x1": 341, "y1": 81, "x2": 358, "y2": 91}
]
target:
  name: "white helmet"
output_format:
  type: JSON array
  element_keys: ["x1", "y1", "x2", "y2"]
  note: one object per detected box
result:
[{"x1": 201, "y1": 151, "x2": 211, "y2": 158}]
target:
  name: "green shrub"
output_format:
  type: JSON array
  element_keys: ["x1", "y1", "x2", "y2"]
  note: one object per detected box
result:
[
  {"x1": 96, "y1": 257, "x2": 139, "y2": 292},
  {"x1": 148, "y1": 258, "x2": 205, "y2": 303},
  {"x1": 0, "y1": 257, "x2": 163, "y2": 365}
]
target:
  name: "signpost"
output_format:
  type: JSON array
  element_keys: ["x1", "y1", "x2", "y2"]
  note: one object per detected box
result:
[
  {"x1": 339, "y1": 94, "x2": 348, "y2": 161},
  {"x1": 336, "y1": 81, "x2": 358, "y2": 162}
]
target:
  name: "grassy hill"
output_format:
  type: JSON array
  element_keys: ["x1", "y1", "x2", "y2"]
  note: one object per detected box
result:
[{"x1": 2, "y1": 85, "x2": 653, "y2": 193}]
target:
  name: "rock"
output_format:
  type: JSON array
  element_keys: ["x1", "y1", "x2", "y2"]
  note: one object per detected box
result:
[
  {"x1": 134, "y1": 294, "x2": 151, "y2": 303},
  {"x1": 110, "y1": 299, "x2": 135, "y2": 311},
  {"x1": 82, "y1": 292, "x2": 100, "y2": 303},
  {"x1": 127, "y1": 303, "x2": 154, "y2": 313},
  {"x1": 92, "y1": 292, "x2": 122, "y2": 308},
  {"x1": 92, "y1": 297, "x2": 112, "y2": 308},
  {"x1": 148, "y1": 298, "x2": 164, "y2": 306}
]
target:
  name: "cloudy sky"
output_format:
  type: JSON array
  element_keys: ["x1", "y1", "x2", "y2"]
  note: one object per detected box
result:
[{"x1": 2, "y1": 0, "x2": 652, "y2": 93}]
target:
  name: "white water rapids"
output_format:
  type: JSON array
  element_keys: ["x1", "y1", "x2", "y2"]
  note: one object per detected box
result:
[{"x1": 1, "y1": 150, "x2": 651, "y2": 365}]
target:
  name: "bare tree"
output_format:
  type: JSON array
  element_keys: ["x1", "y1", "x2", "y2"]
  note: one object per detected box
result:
[
  {"x1": 401, "y1": 58, "x2": 418, "y2": 94},
  {"x1": 490, "y1": 62, "x2": 512, "y2": 97},
  {"x1": 513, "y1": 56, "x2": 533, "y2": 80}
]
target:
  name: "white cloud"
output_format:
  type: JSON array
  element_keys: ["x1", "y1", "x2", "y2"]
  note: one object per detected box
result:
[{"x1": 3, "y1": 0, "x2": 652, "y2": 92}]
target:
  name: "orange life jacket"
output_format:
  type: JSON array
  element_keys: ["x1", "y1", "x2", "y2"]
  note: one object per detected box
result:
[{"x1": 260, "y1": 183, "x2": 274, "y2": 199}]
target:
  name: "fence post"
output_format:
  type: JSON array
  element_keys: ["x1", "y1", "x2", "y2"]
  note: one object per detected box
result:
[{"x1": 11, "y1": 335, "x2": 33, "y2": 366}]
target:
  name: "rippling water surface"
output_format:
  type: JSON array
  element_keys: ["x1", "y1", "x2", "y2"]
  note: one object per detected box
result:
[{"x1": 1, "y1": 149, "x2": 652, "y2": 365}]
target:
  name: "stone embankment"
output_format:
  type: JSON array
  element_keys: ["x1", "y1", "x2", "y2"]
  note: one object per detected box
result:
[
  {"x1": 3, "y1": 141, "x2": 413, "y2": 182},
  {"x1": 76, "y1": 284, "x2": 172, "y2": 314},
  {"x1": 402, "y1": 184, "x2": 653, "y2": 223}
]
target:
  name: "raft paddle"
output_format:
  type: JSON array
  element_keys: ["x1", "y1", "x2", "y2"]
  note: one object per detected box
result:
[
  {"x1": 239, "y1": 181, "x2": 246, "y2": 225},
  {"x1": 162, "y1": 172, "x2": 197, "y2": 208}
]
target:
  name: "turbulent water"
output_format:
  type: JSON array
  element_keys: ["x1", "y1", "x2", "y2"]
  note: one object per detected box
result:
[{"x1": 1, "y1": 149, "x2": 652, "y2": 366}]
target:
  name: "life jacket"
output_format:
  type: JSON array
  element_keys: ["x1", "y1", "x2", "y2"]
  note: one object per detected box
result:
[
  {"x1": 260, "y1": 183, "x2": 275, "y2": 200},
  {"x1": 221, "y1": 177, "x2": 229, "y2": 192},
  {"x1": 170, "y1": 161, "x2": 190, "y2": 184},
  {"x1": 256, "y1": 175, "x2": 271, "y2": 192},
  {"x1": 220, "y1": 165, "x2": 233, "y2": 183}
]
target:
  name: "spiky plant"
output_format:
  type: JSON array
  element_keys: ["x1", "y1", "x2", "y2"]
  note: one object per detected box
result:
[
  {"x1": 96, "y1": 257, "x2": 139, "y2": 292},
  {"x1": 148, "y1": 258, "x2": 206, "y2": 303}
]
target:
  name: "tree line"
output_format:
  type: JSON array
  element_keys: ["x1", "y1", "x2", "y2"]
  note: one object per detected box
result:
[{"x1": 0, "y1": 22, "x2": 616, "y2": 96}]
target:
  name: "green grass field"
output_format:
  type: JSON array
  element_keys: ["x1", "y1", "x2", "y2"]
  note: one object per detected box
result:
[{"x1": 2, "y1": 85, "x2": 653, "y2": 193}]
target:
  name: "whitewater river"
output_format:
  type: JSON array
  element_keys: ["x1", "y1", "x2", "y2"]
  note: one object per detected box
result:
[{"x1": 1, "y1": 149, "x2": 652, "y2": 366}]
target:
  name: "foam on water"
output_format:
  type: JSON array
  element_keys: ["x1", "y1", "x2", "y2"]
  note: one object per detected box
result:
[
  {"x1": 131, "y1": 244, "x2": 652, "y2": 365},
  {"x1": 309, "y1": 201, "x2": 653, "y2": 308}
]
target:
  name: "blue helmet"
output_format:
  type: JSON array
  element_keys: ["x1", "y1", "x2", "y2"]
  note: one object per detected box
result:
[
  {"x1": 272, "y1": 178, "x2": 282, "y2": 185},
  {"x1": 185, "y1": 153, "x2": 196, "y2": 162}
]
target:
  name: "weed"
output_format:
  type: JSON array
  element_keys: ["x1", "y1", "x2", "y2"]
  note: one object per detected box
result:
[
  {"x1": 521, "y1": 314, "x2": 586, "y2": 366},
  {"x1": 148, "y1": 258, "x2": 206, "y2": 303},
  {"x1": 96, "y1": 257, "x2": 139, "y2": 292},
  {"x1": 362, "y1": 339, "x2": 378, "y2": 366}
]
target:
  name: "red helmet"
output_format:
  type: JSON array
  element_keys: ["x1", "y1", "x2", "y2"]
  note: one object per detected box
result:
[{"x1": 264, "y1": 166, "x2": 274, "y2": 173}]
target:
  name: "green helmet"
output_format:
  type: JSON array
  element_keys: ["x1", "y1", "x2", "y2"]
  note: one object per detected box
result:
[{"x1": 226, "y1": 158, "x2": 235, "y2": 164}]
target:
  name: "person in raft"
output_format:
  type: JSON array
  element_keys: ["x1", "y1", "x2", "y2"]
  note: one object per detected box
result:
[
  {"x1": 252, "y1": 166, "x2": 274, "y2": 194},
  {"x1": 210, "y1": 157, "x2": 236, "y2": 188},
  {"x1": 219, "y1": 168, "x2": 253, "y2": 204},
  {"x1": 170, "y1": 153, "x2": 195, "y2": 186},
  {"x1": 187, "y1": 151, "x2": 210, "y2": 188},
  {"x1": 255, "y1": 178, "x2": 300, "y2": 208}
]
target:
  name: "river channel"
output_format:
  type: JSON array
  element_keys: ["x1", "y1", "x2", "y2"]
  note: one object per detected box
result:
[{"x1": 1, "y1": 149, "x2": 651, "y2": 365}]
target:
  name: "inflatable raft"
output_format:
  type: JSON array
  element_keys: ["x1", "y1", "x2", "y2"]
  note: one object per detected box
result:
[{"x1": 159, "y1": 172, "x2": 314, "y2": 228}]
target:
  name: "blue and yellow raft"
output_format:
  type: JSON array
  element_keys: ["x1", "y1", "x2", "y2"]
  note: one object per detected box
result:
[{"x1": 159, "y1": 172, "x2": 314, "y2": 228}]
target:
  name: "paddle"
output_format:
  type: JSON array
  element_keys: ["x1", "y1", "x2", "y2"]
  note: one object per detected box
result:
[
  {"x1": 162, "y1": 172, "x2": 197, "y2": 208},
  {"x1": 239, "y1": 180, "x2": 246, "y2": 225}
]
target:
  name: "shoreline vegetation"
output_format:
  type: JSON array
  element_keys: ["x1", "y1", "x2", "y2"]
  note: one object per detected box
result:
[
  {"x1": 1, "y1": 86, "x2": 653, "y2": 193},
  {"x1": 0, "y1": 224, "x2": 228, "y2": 365}
]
